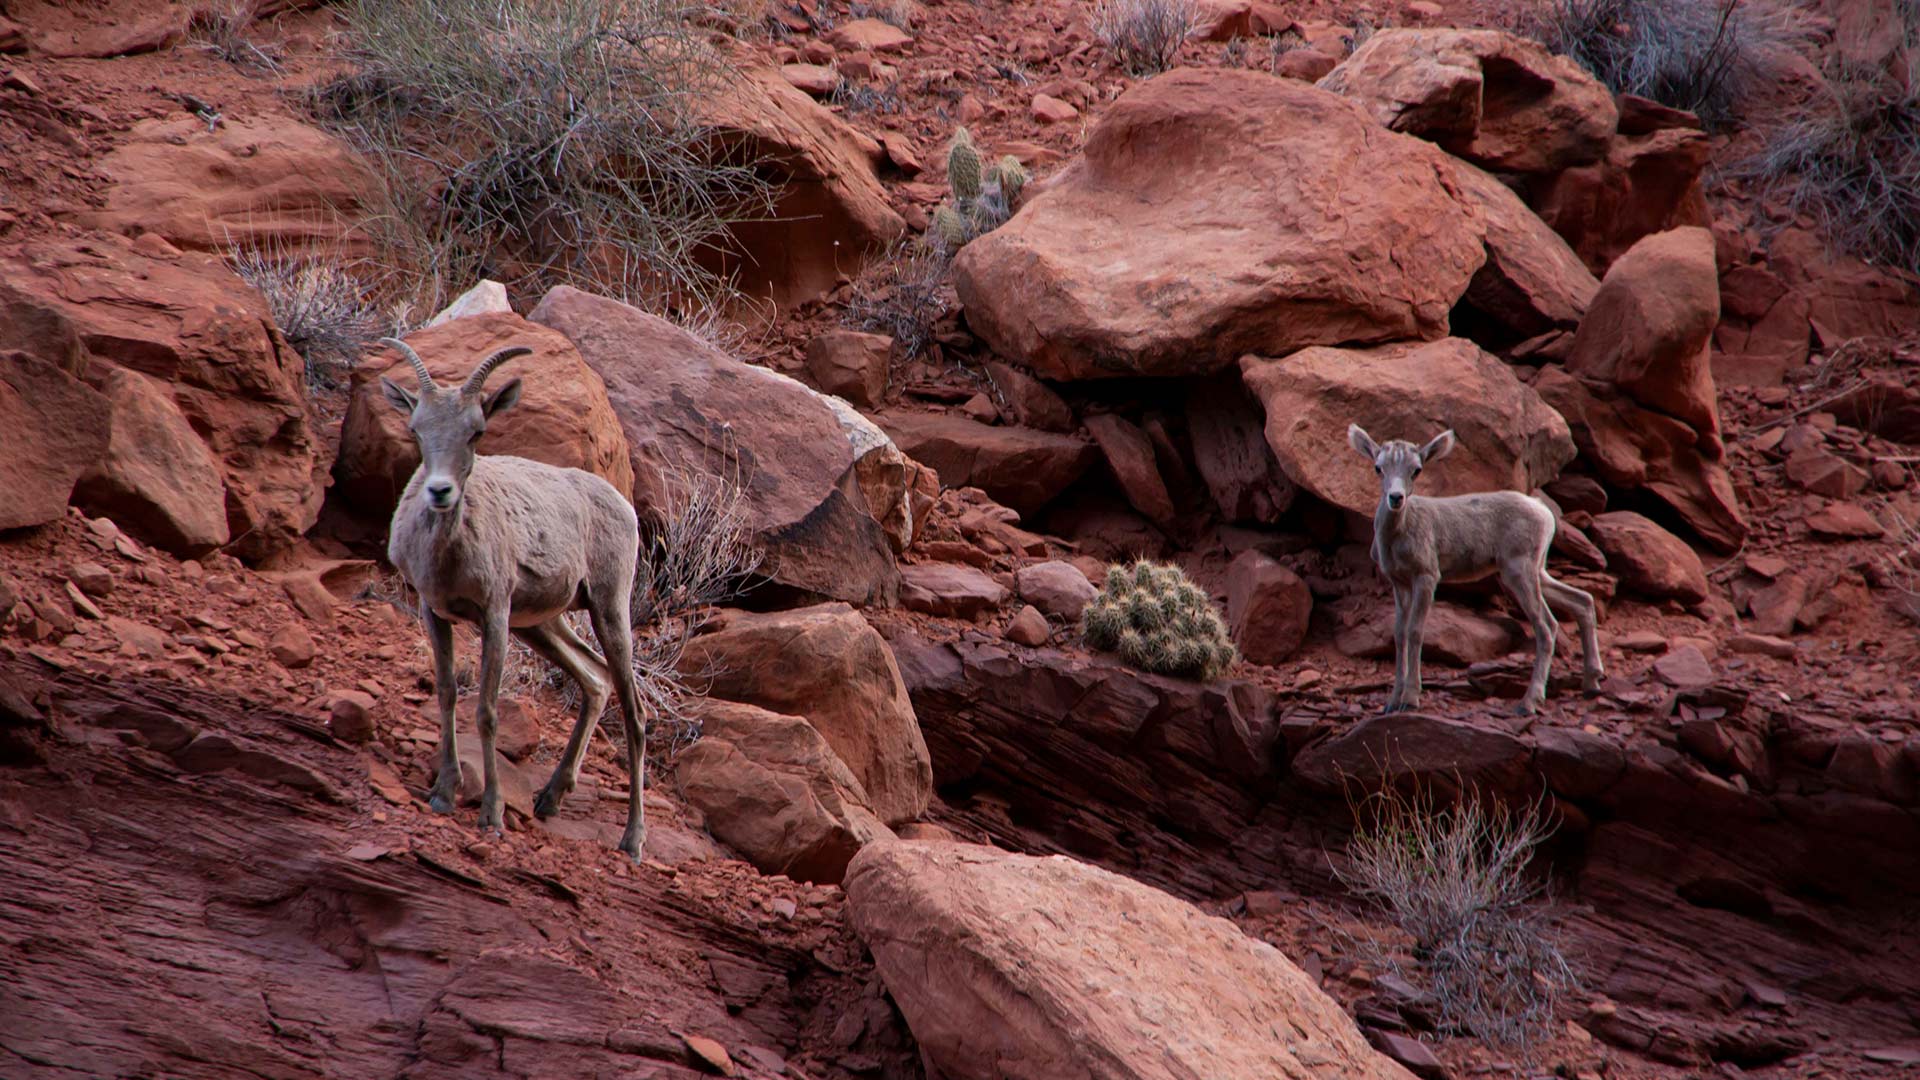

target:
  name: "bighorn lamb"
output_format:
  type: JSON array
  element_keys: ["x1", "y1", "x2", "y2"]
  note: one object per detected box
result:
[
  {"x1": 1348, "y1": 425, "x2": 1602, "y2": 715},
  {"x1": 380, "y1": 338, "x2": 649, "y2": 860}
]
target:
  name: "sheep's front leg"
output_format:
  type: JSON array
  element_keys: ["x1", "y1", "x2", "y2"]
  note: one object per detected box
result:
[
  {"x1": 423, "y1": 605, "x2": 461, "y2": 814},
  {"x1": 1400, "y1": 575, "x2": 1438, "y2": 712},
  {"x1": 1384, "y1": 582, "x2": 1411, "y2": 713},
  {"x1": 474, "y1": 610, "x2": 510, "y2": 831}
]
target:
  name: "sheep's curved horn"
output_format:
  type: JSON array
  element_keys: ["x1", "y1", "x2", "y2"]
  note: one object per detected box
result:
[
  {"x1": 462, "y1": 346, "x2": 533, "y2": 397},
  {"x1": 381, "y1": 336, "x2": 435, "y2": 390}
]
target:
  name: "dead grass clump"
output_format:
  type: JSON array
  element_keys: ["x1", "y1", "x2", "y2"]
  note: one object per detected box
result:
[
  {"x1": 1515, "y1": 0, "x2": 1805, "y2": 129},
  {"x1": 831, "y1": 77, "x2": 904, "y2": 116},
  {"x1": 317, "y1": 0, "x2": 775, "y2": 316},
  {"x1": 1092, "y1": 0, "x2": 1199, "y2": 76},
  {"x1": 1744, "y1": 43, "x2": 1919, "y2": 272},
  {"x1": 843, "y1": 239, "x2": 950, "y2": 357},
  {"x1": 189, "y1": 0, "x2": 284, "y2": 72},
  {"x1": 227, "y1": 244, "x2": 389, "y2": 392},
  {"x1": 1336, "y1": 780, "x2": 1578, "y2": 1050}
]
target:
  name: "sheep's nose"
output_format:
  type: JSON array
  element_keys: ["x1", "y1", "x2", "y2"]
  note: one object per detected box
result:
[
  {"x1": 1388, "y1": 493, "x2": 1404, "y2": 509},
  {"x1": 427, "y1": 481, "x2": 455, "y2": 504}
]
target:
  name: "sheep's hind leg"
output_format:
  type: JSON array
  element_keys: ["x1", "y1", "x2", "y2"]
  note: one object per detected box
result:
[
  {"x1": 1503, "y1": 567, "x2": 1556, "y2": 715},
  {"x1": 586, "y1": 603, "x2": 648, "y2": 863},
  {"x1": 519, "y1": 617, "x2": 611, "y2": 820},
  {"x1": 422, "y1": 605, "x2": 461, "y2": 814},
  {"x1": 1542, "y1": 572, "x2": 1603, "y2": 695}
]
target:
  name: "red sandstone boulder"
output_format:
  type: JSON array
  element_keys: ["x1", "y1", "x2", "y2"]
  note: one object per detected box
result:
[
  {"x1": 1015, "y1": 560, "x2": 1098, "y2": 622},
  {"x1": 1566, "y1": 227, "x2": 1723, "y2": 441},
  {"x1": 845, "y1": 841, "x2": 1415, "y2": 1080},
  {"x1": 1527, "y1": 126, "x2": 1712, "y2": 274},
  {"x1": 1240, "y1": 338, "x2": 1575, "y2": 516},
  {"x1": 1449, "y1": 159, "x2": 1600, "y2": 340},
  {"x1": 1768, "y1": 227, "x2": 1920, "y2": 349},
  {"x1": 1334, "y1": 598, "x2": 1518, "y2": 666},
  {"x1": 1712, "y1": 264, "x2": 1811, "y2": 387},
  {"x1": 1186, "y1": 372, "x2": 1296, "y2": 524},
  {"x1": 680, "y1": 604, "x2": 931, "y2": 825},
  {"x1": 333, "y1": 313, "x2": 635, "y2": 517},
  {"x1": 701, "y1": 63, "x2": 906, "y2": 306},
  {"x1": 530, "y1": 287, "x2": 900, "y2": 606},
  {"x1": 72, "y1": 368, "x2": 230, "y2": 555},
  {"x1": 955, "y1": 69, "x2": 1488, "y2": 381},
  {"x1": 900, "y1": 563, "x2": 1009, "y2": 618},
  {"x1": 1586, "y1": 510, "x2": 1708, "y2": 603},
  {"x1": 1320, "y1": 29, "x2": 1617, "y2": 174},
  {"x1": 674, "y1": 699, "x2": 894, "y2": 885},
  {"x1": 0, "y1": 237, "x2": 323, "y2": 559},
  {"x1": 1085, "y1": 413, "x2": 1176, "y2": 526},
  {"x1": 984, "y1": 361, "x2": 1075, "y2": 433},
  {"x1": 877, "y1": 412, "x2": 1097, "y2": 517},
  {"x1": 806, "y1": 330, "x2": 890, "y2": 407},
  {"x1": 72, "y1": 115, "x2": 375, "y2": 256},
  {"x1": 1225, "y1": 551, "x2": 1312, "y2": 665},
  {"x1": 0, "y1": 356, "x2": 109, "y2": 532}
]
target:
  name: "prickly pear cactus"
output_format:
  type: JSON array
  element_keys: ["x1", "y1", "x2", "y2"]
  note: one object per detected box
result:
[
  {"x1": 1081, "y1": 560, "x2": 1237, "y2": 680},
  {"x1": 988, "y1": 154, "x2": 1028, "y2": 205},
  {"x1": 927, "y1": 129, "x2": 1029, "y2": 255},
  {"x1": 931, "y1": 204, "x2": 967, "y2": 251}
]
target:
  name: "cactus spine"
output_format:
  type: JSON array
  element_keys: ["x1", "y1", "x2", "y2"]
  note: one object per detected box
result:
[{"x1": 1080, "y1": 560, "x2": 1237, "y2": 680}]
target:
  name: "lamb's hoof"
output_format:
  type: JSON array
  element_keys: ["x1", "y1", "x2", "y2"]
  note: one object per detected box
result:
[
  {"x1": 618, "y1": 832, "x2": 645, "y2": 864},
  {"x1": 478, "y1": 801, "x2": 504, "y2": 831},
  {"x1": 1380, "y1": 701, "x2": 1408, "y2": 716},
  {"x1": 533, "y1": 787, "x2": 563, "y2": 820},
  {"x1": 1583, "y1": 678, "x2": 1604, "y2": 698},
  {"x1": 1512, "y1": 700, "x2": 1541, "y2": 717},
  {"x1": 428, "y1": 791, "x2": 456, "y2": 815}
]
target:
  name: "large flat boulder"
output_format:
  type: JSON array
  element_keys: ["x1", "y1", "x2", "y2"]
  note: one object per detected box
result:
[
  {"x1": 0, "y1": 237, "x2": 324, "y2": 560},
  {"x1": 954, "y1": 69, "x2": 1489, "y2": 381},
  {"x1": 71, "y1": 115, "x2": 375, "y2": 256},
  {"x1": 673, "y1": 699, "x2": 894, "y2": 885},
  {"x1": 529, "y1": 286, "x2": 900, "y2": 605},
  {"x1": 700, "y1": 62, "x2": 906, "y2": 306},
  {"x1": 1319, "y1": 28, "x2": 1617, "y2": 174},
  {"x1": 680, "y1": 604, "x2": 931, "y2": 826},
  {"x1": 844, "y1": 840, "x2": 1415, "y2": 1080},
  {"x1": 333, "y1": 313, "x2": 634, "y2": 518},
  {"x1": 1527, "y1": 126, "x2": 1712, "y2": 274},
  {"x1": 72, "y1": 367, "x2": 230, "y2": 555},
  {"x1": 0, "y1": 356, "x2": 109, "y2": 532},
  {"x1": 877, "y1": 411, "x2": 1097, "y2": 517},
  {"x1": 1239, "y1": 338, "x2": 1575, "y2": 516}
]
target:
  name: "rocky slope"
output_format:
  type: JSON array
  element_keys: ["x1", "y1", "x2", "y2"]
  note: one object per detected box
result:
[{"x1": 3, "y1": 0, "x2": 1920, "y2": 1078}]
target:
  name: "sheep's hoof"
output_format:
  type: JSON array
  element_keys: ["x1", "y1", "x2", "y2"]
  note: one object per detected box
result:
[
  {"x1": 533, "y1": 787, "x2": 563, "y2": 820},
  {"x1": 477, "y1": 799, "x2": 504, "y2": 831},
  {"x1": 1583, "y1": 676, "x2": 1604, "y2": 697},
  {"x1": 618, "y1": 831, "x2": 645, "y2": 864},
  {"x1": 1512, "y1": 700, "x2": 1540, "y2": 717},
  {"x1": 428, "y1": 793, "x2": 455, "y2": 814}
]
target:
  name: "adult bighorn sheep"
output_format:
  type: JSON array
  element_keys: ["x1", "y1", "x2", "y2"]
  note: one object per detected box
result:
[
  {"x1": 1348, "y1": 424, "x2": 1603, "y2": 716},
  {"x1": 379, "y1": 337, "x2": 649, "y2": 860}
]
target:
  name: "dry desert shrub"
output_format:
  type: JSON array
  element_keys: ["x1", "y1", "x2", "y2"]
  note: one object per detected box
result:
[
  {"x1": 1337, "y1": 779, "x2": 1578, "y2": 1051},
  {"x1": 226, "y1": 241, "x2": 391, "y2": 392},
  {"x1": 1092, "y1": 0, "x2": 1199, "y2": 76},
  {"x1": 314, "y1": 0, "x2": 775, "y2": 316},
  {"x1": 1513, "y1": 0, "x2": 1807, "y2": 129},
  {"x1": 843, "y1": 238, "x2": 951, "y2": 358}
]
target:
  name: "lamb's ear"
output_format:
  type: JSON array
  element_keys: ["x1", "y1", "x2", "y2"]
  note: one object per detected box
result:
[
  {"x1": 482, "y1": 376, "x2": 523, "y2": 418},
  {"x1": 1347, "y1": 424, "x2": 1379, "y2": 460},
  {"x1": 380, "y1": 376, "x2": 417, "y2": 415},
  {"x1": 1419, "y1": 429, "x2": 1456, "y2": 463}
]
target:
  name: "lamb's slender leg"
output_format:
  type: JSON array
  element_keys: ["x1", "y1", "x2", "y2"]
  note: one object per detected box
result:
[
  {"x1": 1542, "y1": 573, "x2": 1603, "y2": 694},
  {"x1": 422, "y1": 603, "x2": 461, "y2": 814},
  {"x1": 474, "y1": 610, "x2": 510, "y2": 831},
  {"x1": 1503, "y1": 564, "x2": 1556, "y2": 715},
  {"x1": 1385, "y1": 582, "x2": 1411, "y2": 713},
  {"x1": 519, "y1": 619, "x2": 611, "y2": 819},
  {"x1": 586, "y1": 602, "x2": 647, "y2": 862},
  {"x1": 1401, "y1": 575, "x2": 1438, "y2": 712}
]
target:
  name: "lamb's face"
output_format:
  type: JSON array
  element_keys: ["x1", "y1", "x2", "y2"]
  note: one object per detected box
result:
[
  {"x1": 379, "y1": 349, "x2": 526, "y2": 515},
  {"x1": 1347, "y1": 424, "x2": 1456, "y2": 512}
]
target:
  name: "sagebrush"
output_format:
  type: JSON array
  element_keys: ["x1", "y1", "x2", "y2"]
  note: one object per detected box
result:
[
  {"x1": 1512, "y1": 0, "x2": 1805, "y2": 129},
  {"x1": 1093, "y1": 0, "x2": 1198, "y2": 76},
  {"x1": 1081, "y1": 560, "x2": 1237, "y2": 680},
  {"x1": 1337, "y1": 782, "x2": 1577, "y2": 1050},
  {"x1": 843, "y1": 238, "x2": 950, "y2": 357},
  {"x1": 316, "y1": 0, "x2": 774, "y2": 315},
  {"x1": 227, "y1": 244, "x2": 389, "y2": 391},
  {"x1": 1743, "y1": 27, "x2": 1919, "y2": 272}
]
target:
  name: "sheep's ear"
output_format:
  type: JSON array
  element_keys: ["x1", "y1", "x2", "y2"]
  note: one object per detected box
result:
[
  {"x1": 1419, "y1": 429, "x2": 1456, "y2": 463},
  {"x1": 1347, "y1": 424, "x2": 1379, "y2": 460},
  {"x1": 380, "y1": 376, "x2": 417, "y2": 415},
  {"x1": 482, "y1": 376, "x2": 523, "y2": 418}
]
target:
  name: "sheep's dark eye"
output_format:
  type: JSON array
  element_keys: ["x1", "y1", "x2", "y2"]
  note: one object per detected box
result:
[
  {"x1": 1413, "y1": 467, "x2": 1422, "y2": 478},
  {"x1": 1374, "y1": 465, "x2": 1382, "y2": 475},
  {"x1": 469, "y1": 431, "x2": 483, "y2": 444}
]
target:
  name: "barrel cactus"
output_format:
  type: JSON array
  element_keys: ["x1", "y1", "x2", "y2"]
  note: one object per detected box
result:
[
  {"x1": 928, "y1": 128, "x2": 1028, "y2": 254},
  {"x1": 1081, "y1": 560, "x2": 1237, "y2": 680}
]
